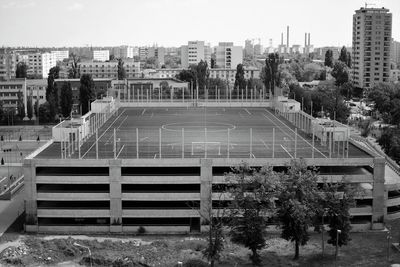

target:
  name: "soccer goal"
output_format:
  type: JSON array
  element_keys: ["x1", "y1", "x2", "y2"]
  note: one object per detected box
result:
[{"x1": 191, "y1": 141, "x2": 221, "y2": 156}]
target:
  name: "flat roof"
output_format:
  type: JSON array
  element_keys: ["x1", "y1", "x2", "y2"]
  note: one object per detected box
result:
[{"x1": 35, "y1": 107, "x2": 373, "y2": 160}]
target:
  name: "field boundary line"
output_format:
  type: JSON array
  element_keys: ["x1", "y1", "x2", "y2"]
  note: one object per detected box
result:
[
  {"x1": 263, "y1": 108, "x2": 327, "y2": 158},
  {"x1": 82, "y1": 109, "x2": 126, "y2": 159}
]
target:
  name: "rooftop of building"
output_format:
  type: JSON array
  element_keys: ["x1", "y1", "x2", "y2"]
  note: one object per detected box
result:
[{"x1": 34, "y1": 107, "x2": 373, "y2": 160}]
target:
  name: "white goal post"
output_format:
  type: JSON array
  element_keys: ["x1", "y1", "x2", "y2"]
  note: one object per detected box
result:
[{"x1": 191, "y1": 141, "x2": 221, "y2": 155}]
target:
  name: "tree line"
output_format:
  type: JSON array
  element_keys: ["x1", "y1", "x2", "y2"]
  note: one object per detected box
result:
[{"x1": 203, "y1": 159, "x2": 356, "y2": 266}]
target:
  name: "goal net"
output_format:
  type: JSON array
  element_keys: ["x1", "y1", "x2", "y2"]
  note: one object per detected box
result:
[{"x1": 191, "y1": 142, "x2": 221, "y2": 155}]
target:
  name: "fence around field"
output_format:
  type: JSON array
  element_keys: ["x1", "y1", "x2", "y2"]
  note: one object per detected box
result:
[{"x1": 61, "y1": 125, "x2": 352, "y2": 160}]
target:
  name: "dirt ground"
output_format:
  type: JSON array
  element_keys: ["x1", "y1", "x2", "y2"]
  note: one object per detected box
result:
[{"x1": 0, "y1": 219, "x2": 399, "y2": 267}]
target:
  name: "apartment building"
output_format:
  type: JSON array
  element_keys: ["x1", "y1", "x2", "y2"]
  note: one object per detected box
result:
[
  {"x1": 51, "y1": 51, "x2": 69, "y2": 62},
  {"x1": 148, "y1": 47, "x2": 165, "y2": 66},
  {"x1": 93, "y1": 50, "x2": 110, "y2": 62},
  {"x1": 391, "y1": 39, "x2": 400, "y2": 67},
  {"x1": 78, "y1": 60, "x2": 140, "y2": 79},
  {"x1": 215, "y1": 42, "x2": 243, "y2": 69},
  {"x1": 181, "y1": 41, "x2": 211, "y2": 68},
  {"x1": 352, "y1": 7, "x2": 392, "y2": 89},
  {"x1": 26, "y1": 53, "x2": 57, "y2": 79},
  {"x1": 0, "y1": 52, "x2": 18, "y2": 80}
]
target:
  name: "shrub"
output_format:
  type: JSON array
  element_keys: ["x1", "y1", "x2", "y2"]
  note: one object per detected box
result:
[{"x1": 137, "y1": 226, "x2": 146, "y2": 234}]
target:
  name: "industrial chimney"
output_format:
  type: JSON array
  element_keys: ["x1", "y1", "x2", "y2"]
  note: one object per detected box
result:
[
  {"x1": 308, "y1": 33, "x2": 311, "y2": 46},
  {"x1": 281, "y1": 33, "x2": 283, "y2": 45},
  {"x1": 287, "y1": 26, "x2": 289, "y2": 50},
  {"x1": 304, "y1": 33, "x2": 307, "y2": 47}
]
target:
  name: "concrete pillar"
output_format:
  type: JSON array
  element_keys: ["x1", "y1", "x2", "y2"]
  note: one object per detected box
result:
[
  {"x1": 200, "y1": 159, "x2": 212, "y2": 224},
  {"x1": 109, "y1": 159, "x2": 122, "y2": 232},
  {"x1": 24, "y1": 159, "x2": 38, "y2": 232},
  {"x1": 372, "y1": 157, "x2": 385, "y2": 230}
]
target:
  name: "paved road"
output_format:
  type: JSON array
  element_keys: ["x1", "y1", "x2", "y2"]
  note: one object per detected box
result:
[{"x1": 0, "y1": 187, "x2": 24, "y2": 237}]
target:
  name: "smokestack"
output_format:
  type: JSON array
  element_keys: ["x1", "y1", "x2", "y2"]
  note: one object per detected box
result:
[
  {"x1": 281, "y1": 33, "x2": 283, "y2": 45},
  {"x1": 287, "y1": 26, "x2": 289, "y2": 49},
  {"x1": 304, "y1": 33, "x2": 307, "y2": 47},
  {"x1": 308, "y1": 33, "x2": 311, "y2": 46}
]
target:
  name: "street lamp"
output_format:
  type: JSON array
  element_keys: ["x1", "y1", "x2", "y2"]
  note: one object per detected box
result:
[
  {"x1": 73, "y1": 242, "x2": 92, "y2": 267},
  {"x1": 335, "y1": 229, "x2": 341, "y2": 266}
]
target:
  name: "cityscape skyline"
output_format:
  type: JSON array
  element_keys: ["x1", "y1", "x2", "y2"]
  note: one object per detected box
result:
[{"x1": 0, "y1": 0, "x2": 399, "y2": 48}]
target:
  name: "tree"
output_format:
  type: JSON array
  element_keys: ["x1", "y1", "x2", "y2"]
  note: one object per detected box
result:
[
  {"x1": 79, "y1": 74, "x2": 95, "y2": 115},
  {"x1": 196, "y1": 60, "x2": 209, "y2": 95},
  {"x1": 234, "y1": 64, "x2": 246, "y2": 91},
  {"x1": 378, "y1": 128, "x2": 400, "y2": 163},
  {"x1": 117, "y1": 58, "x2": 126, "y2": 80},
  {"x1": 160, "y1": 81, "x2": 170, "y2": 98},
  {"x1": 68, "y1": 53, "x2": 80, "y2": 78},
  {"x1": 262, "y1": 53, "x2": 281, "y2": 96},
  {"x1": 227, "y1": 163, "x2": 280, "y2": 265},
  {"x1": 324, "y1": 50, "x2": 333, "y2": 68},
  {"x1": 38, "y1": 102, "x2": 52, "y2": 123},
  {"x1": 331, "y1": 61, "x2": 349, "y2": 87},
  {"x1": 17, "y1": 90, "x2": 25, "y2": 120},
  {"x1": 16, "y1": 62, "x2": 27, "y2": 78},
  {"x1": 346, "y1": 52, "x2": 352, "y2": 68},
  {"x1": 322, "y1": 181, "x2": 355, "y2": 250},
  {"x1": 338, "y1": 46, "x2": 348, "y2": 65},
  {"x1": 27, "y1": 96, "x2": 33, "y2": 120},
  {"x1": 60, "y1": 82, "x2": 73, "y2": 118},
  {"x1": 368, "y1": 83, "x2": 400, "y2": 126},
  {"x1": 277, "y1": 159, "x2": 320, "y2": 260},
  {"x1": 177, "y1": 69, "x2": 197, "y2": 90}
]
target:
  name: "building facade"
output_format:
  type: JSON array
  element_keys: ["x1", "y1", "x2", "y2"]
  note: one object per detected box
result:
[
  {"x1": 51, "y1": 51, "x2": 69, "y2": 62},
  {"x1": 78, "y1": 60, "x2": 140, "y2": 79},
  {"x1": 391, "y1": 39, "x2": 400, "y2": 67},
  {"x1": 352, "y1": 7, "x2": 392, "y2": 89},
  {"x1": 181, "y1": 41, "x2": 211, "y2": 68},
  {"x1": 27, "y1": 53, "x2": 57, "y2": 79},
  {"x1": 0, "y1": 52, "x2": 18, "y2": 80},
  {"x1": 215, "y1": 42, "x2": 243, "y2": 69},
  {"x1": 93, "y1": 50, "x2": 110, "y2": 62}
]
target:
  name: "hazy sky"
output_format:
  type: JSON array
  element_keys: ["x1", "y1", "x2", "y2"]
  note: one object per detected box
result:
[{"x1": 0, "y1": 0, "x2": 399, "y2": 48}]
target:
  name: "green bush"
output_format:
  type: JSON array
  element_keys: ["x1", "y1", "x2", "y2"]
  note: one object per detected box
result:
[{"x1": 174, "y1": 240, "x2": 207, "y2": 251}]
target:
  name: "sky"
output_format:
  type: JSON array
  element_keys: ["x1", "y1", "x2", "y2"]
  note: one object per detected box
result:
[{"x1": 0, "y1": 0, "x2": 399, "y2": 48}]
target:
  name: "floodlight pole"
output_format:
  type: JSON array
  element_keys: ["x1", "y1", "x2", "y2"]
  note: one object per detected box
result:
[
  {"x1": 204, "y1": 128, "x2": 207, "y2": 159},
  {"x1": 95, "y1": 130, "x2": 98, "y2": 159},
  {"x1": 182, "y1": 128, "x2": 184, "y2": 159},
  {"x1": 136, "y1": 128, "x2": 139, "y2": 159},
  {"x1": 249, "y1": 128, "x2": 252, "y2": 158},
  {"x1": 159, "y1": 128, "x2": 162, "y2": 159},
  {"x1": 113, "y1": 128, "x2": 116, "y2": 159},
  {"x1": 335, "y1": 229, "x2": 342, "y2": 266},
  {"x1": 312, "y1": 124, "x2": 315, "y2": 158},
  {"x1": 227, "y1": 128, "x2": 230, "y2": 158}
]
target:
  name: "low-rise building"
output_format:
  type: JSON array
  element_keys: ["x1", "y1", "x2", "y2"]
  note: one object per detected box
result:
[
  {"x1": 51, "y1": 51, "x2": 69, "y2": 62},
  {"x1": 78, "y1": 60, "x2": 140, "y2": 79},
  {"x1": 92, "y1": 50, "x2": 110, "y2": 62}
]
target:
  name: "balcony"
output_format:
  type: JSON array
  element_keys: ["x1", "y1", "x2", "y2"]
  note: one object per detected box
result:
[{"x1": 37, "y1": 209, "x2": 110, "y2": 217}]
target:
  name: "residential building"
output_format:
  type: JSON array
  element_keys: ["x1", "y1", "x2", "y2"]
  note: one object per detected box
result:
[
  {"x1": 244, "y1": 39, "x2": 254, "y2": 57},
  {"x1": 27, "y1": 52, "x2": 57, "y2": 79},
  {"x1": 215, "y1": 42, "x2": 243, "y2": 69},
  {"x1": 352, "y1": 7, "x2": 392, "y2": 89},
  {"x1": 254, "y1": 43, "x2": 263, "y2": 56},
  {"x1": 0, "y1": 79, "x2": 46, "y2": 118},
  {"x1": 391, "y1": 39, "x2": 400, "y2": 66},
  {"x1": 78, "y1": 59, "x2": 140, "y2": 79},
  {"x1": 209, "y1": 67, "x2": 260, "y2": 85},
  {"x1": 0, "y1": 51, "x2": 18, "y2": 80},
  {"x1": 149, "y1": 47, "x2": 165, "y2": 66},
  {"x1": 51, "y1": 51, "x2": 69, "y2": 62},
  {"x1": 139, "y1": 47, "x2": 149, "y2": 61},
  {"x1": 181, "y1": 41, "x2": 211, "y2": 68},
  {"x1": 390, "y1": 62, "x2": 400, "y2": 83},
  {"x1": 93, "y1": 50, "x2": 110, "y2": 62}
]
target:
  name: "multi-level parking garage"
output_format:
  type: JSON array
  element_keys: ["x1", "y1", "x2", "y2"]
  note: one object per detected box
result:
[{"x1": 23, "y1": 97, "x2": 400, "y2": 233}]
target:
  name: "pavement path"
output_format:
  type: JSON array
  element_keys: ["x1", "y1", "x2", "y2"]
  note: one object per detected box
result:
[{"x1": 0, "y1": 187, "x2": 24, "y2": 237}]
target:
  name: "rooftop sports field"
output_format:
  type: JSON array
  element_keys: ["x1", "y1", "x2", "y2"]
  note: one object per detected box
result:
[{"x1": 35, "y1": 107, "x2": 371, "y2": 159}]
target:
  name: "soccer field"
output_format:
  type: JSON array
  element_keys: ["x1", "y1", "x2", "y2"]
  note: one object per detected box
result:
[{"x1": 36, "y1": 107, "x2": 370, "y2": 159}]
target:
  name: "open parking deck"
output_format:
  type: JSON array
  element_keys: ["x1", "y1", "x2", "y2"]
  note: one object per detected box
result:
[{"x1": 35, "y1": 107, "x2": 372, "y2": 159}]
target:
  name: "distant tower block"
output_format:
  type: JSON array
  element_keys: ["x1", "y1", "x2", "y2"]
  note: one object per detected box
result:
[{"x1": 269, "y1": 38, "x2": 273, "y2": 47}]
